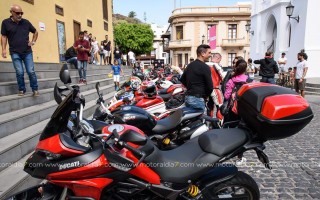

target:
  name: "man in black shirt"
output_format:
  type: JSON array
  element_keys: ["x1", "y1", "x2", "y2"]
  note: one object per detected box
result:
[
  {"x1": 1, "y1": 4, "x2": 39, "y2": 96},
  {"x1": 102, "y1": 35, "x2": 111, "y2": 65},
  {"x1": 254, "y1": 51, "x2": 279, "y2": 84},
  {"x1": 180, "y1": 44, "x2": 213, "y2": 112}
]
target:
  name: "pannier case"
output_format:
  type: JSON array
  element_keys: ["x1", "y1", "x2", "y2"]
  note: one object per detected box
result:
[{"x1": 237, "y1": 83, "x2": 313, "y2": 141}]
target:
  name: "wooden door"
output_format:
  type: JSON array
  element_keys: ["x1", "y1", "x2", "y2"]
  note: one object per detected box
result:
[{"x1": 73, "y1": 21, "x2": 81, "y2": 43}]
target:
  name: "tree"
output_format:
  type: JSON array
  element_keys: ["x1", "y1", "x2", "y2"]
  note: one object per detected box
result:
[
  {"x1": 114, "y1": 22, "x2": 154, "y2": 55},
  {"x1": 128, "y1": 11, "x2": 137, "y2": 18}
]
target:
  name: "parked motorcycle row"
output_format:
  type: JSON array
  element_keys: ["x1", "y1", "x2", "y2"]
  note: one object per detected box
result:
[{"x1": 8, "y1": 64, "x2": 314, "y2": 200}]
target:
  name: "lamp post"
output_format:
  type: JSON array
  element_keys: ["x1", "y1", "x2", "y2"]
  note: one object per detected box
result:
[
  {"x1": 286, "y1": 1, "x2": 299, "y2": 23},
  {"x1": 245, "y1": 22, "x2": 254, "y2": 35},
  {"x1": 201, "y1": 34, "x2": 205, "y2": 44}
]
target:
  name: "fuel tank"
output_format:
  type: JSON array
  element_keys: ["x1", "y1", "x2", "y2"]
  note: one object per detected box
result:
[{"x1": 112, "y1": 105, "x2": 157, "y2": 133}]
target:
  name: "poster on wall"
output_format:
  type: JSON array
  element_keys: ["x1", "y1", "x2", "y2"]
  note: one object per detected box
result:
[
  {"x1": 209, "y1": 25, "x2": 216, "y2": 50},
  {"x1": 39, "y1": 22, "x2": 45, "y2": 31}
]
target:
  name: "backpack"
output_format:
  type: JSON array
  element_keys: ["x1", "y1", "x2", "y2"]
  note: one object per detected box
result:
[{"x1": 220, "y1": 76, "x2": 252, "y2": 116}]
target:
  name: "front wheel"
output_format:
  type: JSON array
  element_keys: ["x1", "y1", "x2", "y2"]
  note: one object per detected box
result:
[{"x1": 203, "y1": 171, "x2": 260, "y2": 200}]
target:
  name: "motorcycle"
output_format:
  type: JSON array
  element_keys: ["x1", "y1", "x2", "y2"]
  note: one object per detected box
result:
[
  {"x1": 8, "y1": 66, "x2": 314, "y2": 200},
  {"x1": 92, "y1": 81, "x2": 217, "y2": 150}
]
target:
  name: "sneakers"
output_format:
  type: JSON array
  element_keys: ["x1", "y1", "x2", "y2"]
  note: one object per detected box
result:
[
  {"x1": 82, "y1": 79, "x2": 87, "y2": 85},
  {"x1": 79, "y1": 79, "x2": 83, "y2": 84},
  {"x1": 33, "y1": 90, "x2": 40, "y2": 97},
  {"x1": 18, "y1": 91, "x2": 25, "y2": 96},
  {"x1": 236, "y1": 157, "x2": 247, "y2": 166}
]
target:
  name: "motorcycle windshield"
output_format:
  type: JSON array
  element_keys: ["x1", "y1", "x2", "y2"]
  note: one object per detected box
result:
[{"x1": 39, "y1": 89, "x2": 78, "y2": 141}]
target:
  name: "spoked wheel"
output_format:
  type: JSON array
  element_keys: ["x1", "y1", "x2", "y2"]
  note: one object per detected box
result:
[{"x1": 204, "y1": 171, "x2": 260, "y2": 200}]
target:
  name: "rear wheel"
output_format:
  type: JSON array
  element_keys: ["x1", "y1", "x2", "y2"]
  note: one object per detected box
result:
[{"x1": 204, "y1": 171, "x2": 260, "y2": 200}]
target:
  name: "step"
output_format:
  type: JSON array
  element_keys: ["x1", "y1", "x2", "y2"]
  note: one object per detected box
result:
[
  {"x1": 305, "y1": 91, "x2": 320, "y2": 96},
  {"x1": 0, "y1": 152, "x2": 34, "y2": 199},
  {"x1": 0, "y1": 86, "x2": 115, "y2": 172},
  {"x1": 0, "y1": 62, "x2": 132, "y2": 71},
  {"x1": 0, "y1": 78, "x2": 125, "y2": 139},
  {"x1": 0, "y1": 68, "x2": 118, "y2": 82},
  {"x1": 0, "y1": 91, "x2": 116, "y2": 199},
  {"x1": 0, "y1": 69, "x2": 132, "y2": 96},
  {"x1": 0, "y1": 74, "x2": 130, "y2": 115}
]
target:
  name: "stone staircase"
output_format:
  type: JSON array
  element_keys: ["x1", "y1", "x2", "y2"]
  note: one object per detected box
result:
[{"x1": 0, "y1": 62, "x2": 132, "y2": 199}]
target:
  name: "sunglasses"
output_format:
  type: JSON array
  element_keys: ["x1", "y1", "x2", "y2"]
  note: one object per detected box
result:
[{"x1": 11, "y1": 11, "x2": 24, "y2": 15}]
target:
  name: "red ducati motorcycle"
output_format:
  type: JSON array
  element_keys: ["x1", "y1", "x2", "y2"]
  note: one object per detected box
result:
[{"x1": 8, "y1": 66, "x2": 313, "y2": 200}]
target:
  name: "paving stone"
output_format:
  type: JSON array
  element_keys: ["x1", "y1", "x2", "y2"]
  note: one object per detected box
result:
[{"x1": 238, "y1": 98, "x2": 320, "y2": 199}]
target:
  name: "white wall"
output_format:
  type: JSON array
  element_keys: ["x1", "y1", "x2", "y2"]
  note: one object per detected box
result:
[{"x1": 251, "y1": 0, "x2": 320, "y2": 77}]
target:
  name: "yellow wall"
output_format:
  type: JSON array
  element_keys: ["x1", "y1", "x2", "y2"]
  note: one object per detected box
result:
[{"x1": 0, "y1": 0, "x2": 113, "y2": 63}]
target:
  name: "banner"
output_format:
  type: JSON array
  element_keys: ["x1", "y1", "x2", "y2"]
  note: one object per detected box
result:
[{"x1": 209, "y1": 25, "x2": 216, "y2": 50}]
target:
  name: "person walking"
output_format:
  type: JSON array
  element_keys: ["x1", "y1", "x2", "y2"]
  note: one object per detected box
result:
[
  {"x1": 180, "y1": 44, "x2": 213, "y2": 112},
  {"x1": 74, "y1": 31, "x2": 90, "y2": 84},
  {"x1": 109, "y1": 60, "x2": 123, "y2": 91},
  {"x1": 294, "y1": 50, "x2": 308, "y2": 98},
  {"x1": 254, "y1": 51, "x2": 279, "y2": 84},
  {"x1": 1, "y1": 4, "x2": 39, "y2": 96}
]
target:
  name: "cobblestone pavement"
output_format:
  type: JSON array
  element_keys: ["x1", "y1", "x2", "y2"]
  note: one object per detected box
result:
[{"x1": 237, "y1": 95, "x2": 320, "y2": 200}]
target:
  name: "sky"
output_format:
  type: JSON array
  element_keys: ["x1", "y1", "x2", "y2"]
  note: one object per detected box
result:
[{"x1": 113, "y1": 0, "x2": 247, "y2": 26}]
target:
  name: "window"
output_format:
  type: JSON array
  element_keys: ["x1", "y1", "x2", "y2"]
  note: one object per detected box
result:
[
  {"x1": 104, "y1": 22, "x2": 108, "y2": 31},
  {"x1": 228, "y1": 53, "x2": 237, "y2": 67},
  {"x1": 184, "y1": 54, "x2": 188, "y2": 65},
  {"x1": 228, "y1": 24, "x2": 237, "y2": 39},
  {"x1": 102, "y1": 0, "x2": 108, "y2": 21},
  {"x1": 288, "y1": 24, "x2": 291, "y2": 47},
  {"x1": 178, "y1": 54, "x2": 182, "y2": 68},
  {"x1": 55, "y1": 5, "x2": 64, "y2": 16},
  {"x1": 87, "y1": 19, "x2": 92, "y2": 27},
  {"x1": 176, "y1": 26, "x2": 183, "y2": 40},
  {"x1": 22, "y1": 0, "x2": 34, "y2": 4}
]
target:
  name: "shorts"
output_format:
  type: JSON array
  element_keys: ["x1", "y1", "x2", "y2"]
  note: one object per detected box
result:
[
  {"x1": 113, "y1": 75, "x2": 120, "y2": 82},
  {"x1": 103, "y1": 50, "x2": 110, "y2": 57},
  {"x1": 294, "y1": 79, "x2": 306, "y2": 91},
  {"x1": 280, "y1": 67, "x2": 286, "y2": 73}
]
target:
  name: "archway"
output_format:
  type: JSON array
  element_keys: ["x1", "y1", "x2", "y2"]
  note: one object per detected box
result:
[{"x1": 265, "y1": 15, "x2": 277, "y2": 53}]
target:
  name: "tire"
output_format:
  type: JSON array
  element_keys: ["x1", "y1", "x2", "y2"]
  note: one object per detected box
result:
[{"x1": 204, "y1": 171, "x2": 260, "y2": 200}]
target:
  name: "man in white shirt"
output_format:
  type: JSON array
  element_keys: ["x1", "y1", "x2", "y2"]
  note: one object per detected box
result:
[
  {"x1": 294, "y1": 51, "x2": 308, "y2": 98},
  {"x1": 278, "y1": 52, "x2": 287, "y2": 80},
  {"x1": 128, "y1": 50, "x2": 135, "y2": 67}
]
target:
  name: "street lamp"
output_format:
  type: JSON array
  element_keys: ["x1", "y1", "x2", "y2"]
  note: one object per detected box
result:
[
  {"x1": 245, "y1": 22, "x2": 254, "y2": 35},
  {"x1": 286, "y1": 1, "x2": 299, "y2": 23},
  {"x1": 202, "y1": 35, "x2": 205, "y2": 44}
]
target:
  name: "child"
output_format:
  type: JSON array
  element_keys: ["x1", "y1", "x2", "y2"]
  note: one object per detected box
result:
[
  {"x1": 288, "y1": 67, "x2": 294, "y2": 90},
  {"x1": 109, "y1": 60, "x2": 123, "y2": 90},
  {"x1": 224, "y1": 59, "x2": 249, "y2": 165}
]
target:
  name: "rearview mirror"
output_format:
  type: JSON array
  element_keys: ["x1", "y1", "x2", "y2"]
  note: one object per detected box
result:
[
  {"x1": 59, "y1": 64, "x2": 71, "y2": 84},
  {"x1": 95, "y1": 82, "x2": 101, "y2": 94}
]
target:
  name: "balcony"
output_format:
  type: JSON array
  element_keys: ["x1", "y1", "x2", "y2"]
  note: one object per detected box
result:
[
  {"x1": 168, "y1": 39, "x2": 192, "y2": 49},
  {"x1": 221, "y1": 38, "x2": 246, "y2": 49},
  {"x1": 171, "y1": 6, "x2": 251, "y2": 15}
]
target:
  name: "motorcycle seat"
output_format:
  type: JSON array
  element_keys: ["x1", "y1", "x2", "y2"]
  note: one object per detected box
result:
[
  {"x1": 151, "y1": 109, "x2": 183, "y2": 134},
  {"x1": 181, "y1": 106, "x2": 203, "y2": 113},
  {"x1": 158, "y1": 93, "x2": 171, "y2": 101},
  {"x1": 198, "y1": 128, "x2": 248, "y2": 157},
  {"x1": 143, "y1": 136, "x2": 220, "y2": 183},
  {"x1": 158, "y1": 88, "x2": 168, "y2": 94}
]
